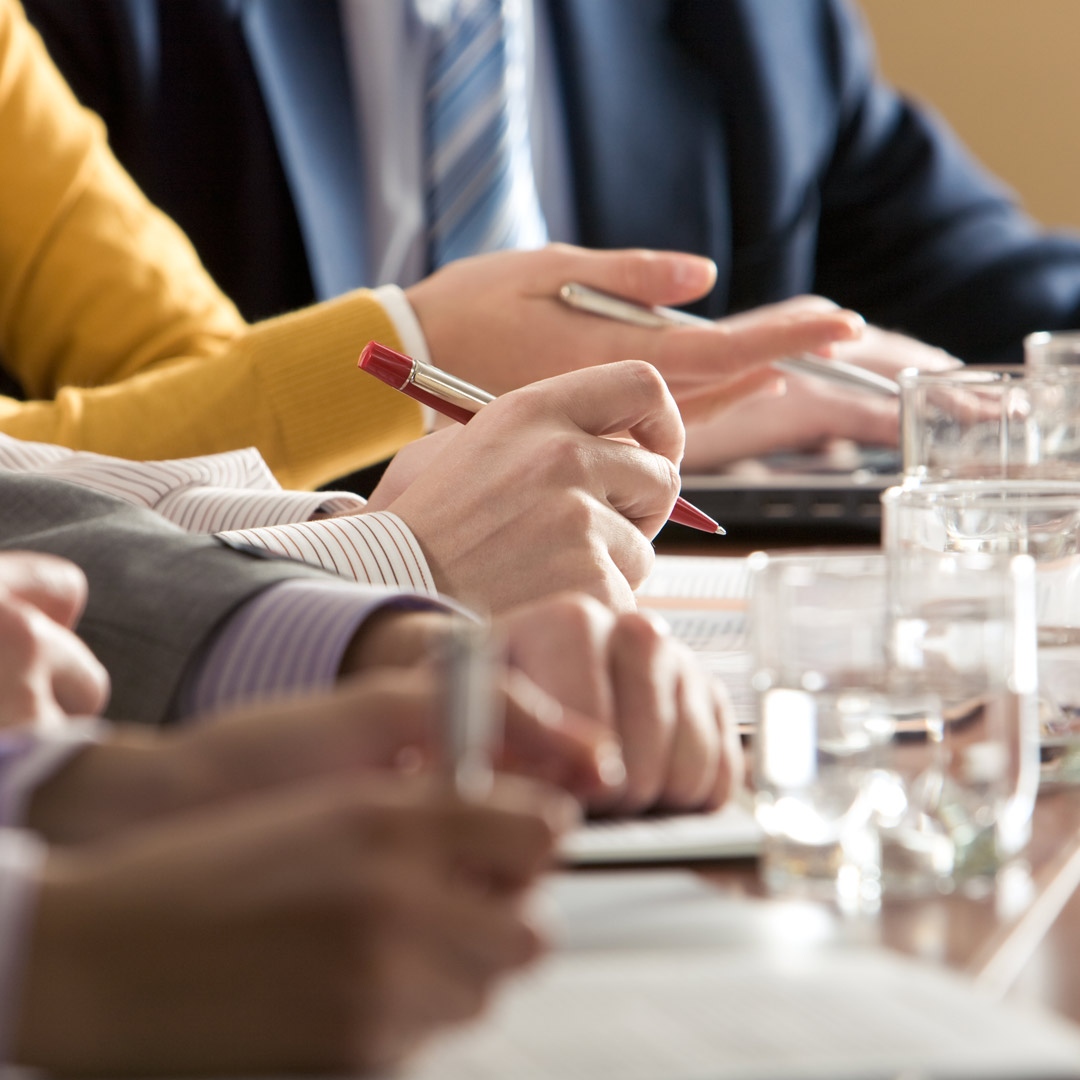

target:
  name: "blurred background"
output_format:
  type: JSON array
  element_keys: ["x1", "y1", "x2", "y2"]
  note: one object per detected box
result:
[{"x1": 860, "y1": 0, "x2": 1080, "y2": 231}]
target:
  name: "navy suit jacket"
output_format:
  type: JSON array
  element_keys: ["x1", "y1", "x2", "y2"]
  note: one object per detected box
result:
[{"x1": 25, "y1": 0, "x2": 1080, "y2": 361}]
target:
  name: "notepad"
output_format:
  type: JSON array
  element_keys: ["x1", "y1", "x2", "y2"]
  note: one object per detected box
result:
[
  {"x1": 400, "y1": 872, "x2": 1080, "y2": 1080},
  {"x1": 562, "y1": 799, "x2": 762, "y2": 864}
]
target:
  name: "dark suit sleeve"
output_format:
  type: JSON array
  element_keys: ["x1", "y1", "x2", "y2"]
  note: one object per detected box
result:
[
  {"x1": 813, "y1": 0, "x2": 1080, "y2": 363},
  {"x1": 0, "y1": 474, "x2": 333, "y2": 726}
]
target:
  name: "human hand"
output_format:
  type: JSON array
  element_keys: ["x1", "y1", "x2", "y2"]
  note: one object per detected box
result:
[
  {"x1": 368, "y1": 361, "x2": 685, "y2": 613},
  {"x1": 0, "y1": 551, "x2": 109, "y2": 727},
  {"x1": 496, "y1": 593, "x2": 741, "y2": 816},
  {"x1": 17, "y1": 773, "x2": 573, "y2": 1075},
  {"x1": 341, "y1": 593, "x2": 739, "y2": 815},
  {"x1": 27, "y1": 660, "x2": 617, "y2": 845},
  {"x1": 405, "y1": 245, "x2": 864, "y2": 396},
  {"x1": 682, "y1": 324, "x2": 960, "y2": 468}
]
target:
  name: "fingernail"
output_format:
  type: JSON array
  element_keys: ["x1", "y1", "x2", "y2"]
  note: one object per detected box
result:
[
  {"x1": 674, "y1": 256, "x2": 717, "y2": 290},
  {"x1": 597, "y1": 742, "x2": 627, "y2": 789}
]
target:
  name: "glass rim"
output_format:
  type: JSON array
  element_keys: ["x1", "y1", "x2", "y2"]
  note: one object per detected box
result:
[
  {"x1": 897, "y1": 363, "x2": 1080, "y2": 387},
  {"x1": 883, "y1": 479, "x2": 1080, "y2": 508},
  {"x1": 1025, "y1": 329, "x2": 1080, "y2": 350}
]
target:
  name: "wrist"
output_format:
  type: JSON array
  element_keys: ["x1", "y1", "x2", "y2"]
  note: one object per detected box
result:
[
  {"x1": 339, "y1": 608, "x2": 463, "y2": 674},
  {"x1": 25, "y1": 736, "x2": 208, "y2": 846}
]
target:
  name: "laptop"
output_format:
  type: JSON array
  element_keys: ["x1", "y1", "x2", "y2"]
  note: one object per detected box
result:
[{"x1": 669, "y1": 445, "x2": 902, "y2": 543}]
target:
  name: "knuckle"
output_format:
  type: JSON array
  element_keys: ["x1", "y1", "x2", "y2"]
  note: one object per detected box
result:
[
  {"x1": 623, "y1": 357, "x2": 668, "y2": 400},
  {"x1": 616, "y1": 531, "x2": 655, "y2": 591},
  {"x1": 0, "y1": 601, "x2": 39, "y2": 664}
]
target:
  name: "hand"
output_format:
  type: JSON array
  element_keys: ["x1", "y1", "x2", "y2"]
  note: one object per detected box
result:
[
  {"x1": 0, "y1": 552, "x2": 109, "y2": 727},
  {"x1": 344, "y1": 593, "x2": 740, "y2": 815},
  {"x1": 17, "y1": 774, "x2": 572, "y2": 1075},
  {"x1": 496, "y1": 593, "x2": 742, "y2": 815},
  {"x1": 406, "y1": 245, "x2": 864, "y2": 396},
  {"x1": 27, "y1": 662, "x2": 616, "y2": 845},
  {"x1": 368, "y1": 361, "x2": 685, "y2": 613},
  {"x1": 682, "y1": 324, "x2": 960, "y2": 468}
]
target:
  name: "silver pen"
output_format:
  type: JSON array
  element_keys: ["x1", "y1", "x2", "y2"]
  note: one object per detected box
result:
[
  {"x1": 442, "y1": 624, "x2": 501, "y2": 800},
  {"x1": 558, "y1": 282, "x2": 900, "y2": 398}
]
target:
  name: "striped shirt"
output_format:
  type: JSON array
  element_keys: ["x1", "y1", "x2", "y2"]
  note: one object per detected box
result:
[{"x1": 0, "y1": 432, "x2": 457, "y2": 722}]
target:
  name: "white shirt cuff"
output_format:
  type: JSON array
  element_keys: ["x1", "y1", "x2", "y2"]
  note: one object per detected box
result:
[
  {"x1": 373, "y1": 284, "x2": 439, "y2": 431},
  {"x1": 214, "y1": 511, "x2": 438, "y2": 595}
]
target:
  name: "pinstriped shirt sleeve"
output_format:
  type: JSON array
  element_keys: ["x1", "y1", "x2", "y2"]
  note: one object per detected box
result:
[
  {"x1": 0, "y1": 433, "x2": 368, "y2": 532},
  {"x1": 177, "y1": 578, "x2": 458, "y2": 720},
  {"x1": 214, "y1": 511, "x2": 438, "y2": 595}
]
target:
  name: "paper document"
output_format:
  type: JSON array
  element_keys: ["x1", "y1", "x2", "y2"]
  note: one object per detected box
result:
[
  {"x1": 561, "y1": 798, "x2": 762, "y2": 864},
  {"x1": 402, "y1": 872, "x2": 1080, "y2": 1080},
  {"x1": 636, "y1": 555, "x2": 755, "y2": 727}
]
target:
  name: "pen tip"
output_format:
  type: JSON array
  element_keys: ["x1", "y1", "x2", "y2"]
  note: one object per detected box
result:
[{"x1": 715, "y1": 526, "x2": 727, "y2": 536}]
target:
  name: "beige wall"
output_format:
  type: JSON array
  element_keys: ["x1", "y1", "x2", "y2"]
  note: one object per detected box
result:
[{"x1": 858, "y1": 0, "x2": 1080, "y2": 230}]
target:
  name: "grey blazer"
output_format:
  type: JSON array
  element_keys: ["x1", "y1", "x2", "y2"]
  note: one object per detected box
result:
[{"x1": 0, "y1": 473, "x2": 333, "y2": 725}]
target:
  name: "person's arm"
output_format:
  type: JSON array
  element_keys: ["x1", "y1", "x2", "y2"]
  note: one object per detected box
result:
[
  {"x1": 0, "y1": 473, "x2": 439, "y2": 724},
  {"x1": 14, "y1": 775, "x2": 571, "y2": 1075},
  {"x1": 0, "y1": 0, "x2": 422, "y2": 490}
]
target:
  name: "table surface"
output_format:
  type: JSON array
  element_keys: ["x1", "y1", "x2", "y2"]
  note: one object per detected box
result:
[
  {"x1": 690, "y1": 787, "x2": 1080, "y2": 1022},
  {"x1": 655, "y1": 536, "x2": 1080, "y2": 1026}
]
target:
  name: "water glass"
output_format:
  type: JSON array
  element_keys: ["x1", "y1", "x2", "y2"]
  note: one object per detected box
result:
[
  {"x1": 899, "y1": 365, "x2": 1080, "y2": 481},
  {"x1": 1025, "y1": 330, "x2": 1080, "y2": 370},
  {"x1": 749, "y1": 550, "x2": 1038, "y2": 904},
  {"x1": 883, "y1": 481, "x2": 1080, "y2": 785}
]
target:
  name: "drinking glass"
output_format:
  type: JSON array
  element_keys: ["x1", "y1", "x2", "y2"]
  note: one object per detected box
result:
[
  {"x1": 1025, "y1": 330, "x2": 1080, "y2": 370},
  {"x1": 899, "y1": 365, "x2": 1080, "y2": 482},
  {"x1": 749, "y1": 550, "x2": 1038, "y2": 904},
  {"x1": 882, "y1": 481, "x2": 1080, "y2": 786}
]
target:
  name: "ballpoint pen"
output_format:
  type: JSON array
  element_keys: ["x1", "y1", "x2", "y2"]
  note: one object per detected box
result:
[
  {"x1": 442, "y1": 622, "x2": 499, "y2": 799},
  {"x1": 358, "y1": 341, "x2": 726, "y2": 535},
  {"x1": 558, "y1": 282, "x2": 901, "y2": 398}
]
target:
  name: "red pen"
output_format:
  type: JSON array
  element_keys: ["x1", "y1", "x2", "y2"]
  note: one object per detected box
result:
[{"x1": 358, "y1": 341, "x2": 725, "y2": 536}]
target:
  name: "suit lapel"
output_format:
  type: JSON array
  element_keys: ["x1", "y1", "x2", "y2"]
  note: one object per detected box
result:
[
  {"x1": 546, "y1": 0, "x2": 731, "y2": 314},
  {"x1": 240, "y1": 0, "x2": 368, "y2": 297}
]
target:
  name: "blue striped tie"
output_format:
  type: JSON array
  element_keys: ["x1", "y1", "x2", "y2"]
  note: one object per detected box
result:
[{"x1": 424, "y1": 0, "x2": 548, "y2": 268}]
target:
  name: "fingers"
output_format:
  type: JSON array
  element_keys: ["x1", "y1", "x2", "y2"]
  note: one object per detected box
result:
[
  {"x1": 507, "y1": 360, "x2": 685, "y2": 465},
  {"x1": 0, "y1": 596, "x2": 109, "y2": 727},
  {"x1": 537, "y1": 244, "x2": 717, "y2": 308},
  {"x1": 644, "y1": 297, "x2": 865, "y2": 383},
  {"x1": 499, "y1": 668, "x2": 625, "y2": 801},
  {"x1": 354, "y1": 775, "x2": 577, "y2": 890},
  {"x1": 590, "y1": 613, "x2": 733, "y2": 817},
  {"x1": 0, "y1": 551, "x2": 88, "y2": 629},
  {"x1": 674, "y1": 367, "x2": 786, "y2": 425}
]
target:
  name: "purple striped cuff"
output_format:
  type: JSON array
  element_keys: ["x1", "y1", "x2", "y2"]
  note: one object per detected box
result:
[{"x1": 178, "y1": 579, "x2": 449, "y2": 720}]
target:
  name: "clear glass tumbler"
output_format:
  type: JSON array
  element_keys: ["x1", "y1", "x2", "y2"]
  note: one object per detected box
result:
[
  {"x1": 899, "y1": 365, "x2": 1080, "y2": 482},
  {"x1": 883, "y1": 480, "x2": 1080, "y2": 786},
  {"x1": 750, "y1": 550, "x2": 1038, "y2": 904}
]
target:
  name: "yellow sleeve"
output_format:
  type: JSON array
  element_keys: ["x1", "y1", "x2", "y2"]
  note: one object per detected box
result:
[{"x1": 0, "y1": 0, "x2": 422, "y2": 490}]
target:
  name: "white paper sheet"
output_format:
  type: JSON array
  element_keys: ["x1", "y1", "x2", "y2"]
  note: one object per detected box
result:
[
  {"x1": 402, "y1": 872, "x2": 1080, "y2": 1080},
  {"x1": 562, "y1": 798, "x2": 762, "y2": 864}
]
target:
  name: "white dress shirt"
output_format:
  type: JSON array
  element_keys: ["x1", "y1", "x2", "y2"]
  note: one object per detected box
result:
[{"x1": 339, "y1": 0, "x2": 578, "y2": 287}]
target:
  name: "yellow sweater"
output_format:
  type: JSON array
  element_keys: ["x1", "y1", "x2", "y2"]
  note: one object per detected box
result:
[{"x1": 0, "y1": 0, "x2": 422, "y2": 491}]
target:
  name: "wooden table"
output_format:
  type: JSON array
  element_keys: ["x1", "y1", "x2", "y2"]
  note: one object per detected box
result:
[{"x1": 687, "y1": 787, "x2": 1080, "y2": 1023}]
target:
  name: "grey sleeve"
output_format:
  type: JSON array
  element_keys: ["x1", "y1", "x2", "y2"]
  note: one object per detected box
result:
[{"x1": 0, "y1": 473, "x2": 333, "y2": 725}]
